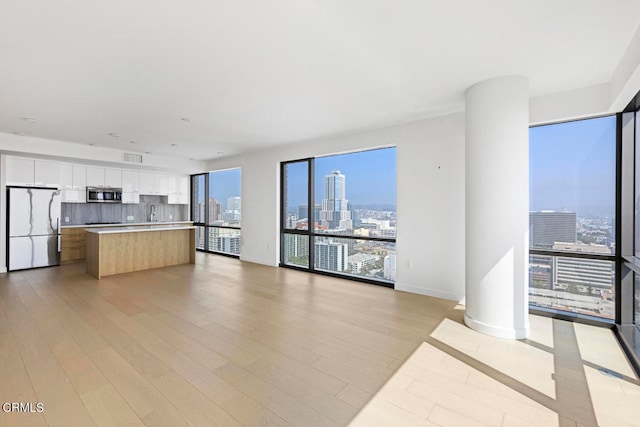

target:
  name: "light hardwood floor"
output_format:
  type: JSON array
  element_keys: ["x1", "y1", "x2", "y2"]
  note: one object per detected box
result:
[{"x1": 0, "y1": 253, "x2": 638, "y2": 426}]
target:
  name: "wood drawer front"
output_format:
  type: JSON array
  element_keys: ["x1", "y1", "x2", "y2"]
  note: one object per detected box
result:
[{"x1": 61, "y1": 228, "x2": 87, "y2": 261}]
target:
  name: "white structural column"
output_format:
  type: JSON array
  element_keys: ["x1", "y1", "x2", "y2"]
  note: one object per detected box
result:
[{"x1": 464, "y1": 76, "x2": 530, "y2": 339}]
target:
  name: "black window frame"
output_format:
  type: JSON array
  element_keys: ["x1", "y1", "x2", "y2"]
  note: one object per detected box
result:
[
  {"x1": 617, "y1": 90, "x2": 640, "y2": 375},
  {"x1": 528, "y1": 114, "x2": 619, "y2": 326},
  {"x1": 280, "y1": 151, "x2": 397, "y2": 288},
  {"x1": 190, "y1": 171, "x2": 241, "y2": 259}
]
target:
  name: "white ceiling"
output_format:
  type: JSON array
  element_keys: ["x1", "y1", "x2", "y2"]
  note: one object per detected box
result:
[{"x1": 1, "y1": 0, "x2": 639, "y2": 160}]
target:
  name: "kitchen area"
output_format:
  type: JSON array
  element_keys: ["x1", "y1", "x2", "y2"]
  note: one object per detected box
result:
[{"x1": 2, "y1": 155, "x2": 195, "y2": 277}]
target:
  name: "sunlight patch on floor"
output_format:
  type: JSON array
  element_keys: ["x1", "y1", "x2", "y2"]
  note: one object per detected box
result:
[
  {"x1": 349, "y1": 336, "x2": 558, "y2": 426},
  {"x1": 431, "y1": 317, "x2": 557, "y2": 399}
]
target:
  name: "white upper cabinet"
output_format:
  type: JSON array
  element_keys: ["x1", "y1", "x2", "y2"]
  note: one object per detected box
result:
[
  {"x1": 60, "y1": 164, "x2": 73, "y2": 189},
  {"x1": 104, "y1": 168, "x2": 122, "y2": 188},
  {"x1": 34, "y1": 160, "x2": 60, "y2": 187},
  {"x1": 167, "y1": 174, "x2": 189, "y2": 204},
  {"x1": 154, "y1": 173, "x2": 169, "y2": 195},
  {"x1": 6, "y1": 157, "x2": 35, "y2": 186},
  {"x1": 139, "y1": 172, "x2": 154, "y2": 194},
  {"x1": 139, "y1": 172, "x2": 169, "y2": 195},
  {"x1": 6, "y1": 157, "x2": 59, "y2": 188},
  {"x1": 59, "y1": 164, "x2": 87, "y2": 203},
  {"x1": 73, "y1": 165, "x2": 87, "y2": 190},
  {"x1": 87, "y1": 166, "x2": 122, "y2": 188},
  {"x1": 6, "y1": 156, "x2": 188, "y2": 204},
  {"x1": 122, "y1": 170, "x2": 139, "y2": 193},
  {"x1": 177, "y1": 175, "x2": 189, "y2": 195},
  {"x1": 86, "y1": 166, "x2": 105, "y2": 187},
  {"x1": 121, "y1": 170, "x2": 140, "y2": 204},
  {"x1": 167, "y1": 174, "x2": 177, "y2": 194}
]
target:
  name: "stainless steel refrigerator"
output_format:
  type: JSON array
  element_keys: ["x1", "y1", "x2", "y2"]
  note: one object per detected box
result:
[{"x1": 7, "y1": 187, "x2": 61, "y2": 271}]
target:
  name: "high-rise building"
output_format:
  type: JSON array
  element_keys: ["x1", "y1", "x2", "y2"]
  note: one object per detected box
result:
[
  {"x1": 284, "y1": 234, "x2": 309, "y2": 261},
  {"x1": 529, "y1": 211, "x2": 577, "y2": 248},
  {"x1": 384, "y1": 253, "x2": 396, "y2": 281},
  {"x1": 348, "y1": 253, "x2": 379, "y2": 274},
  {"x1": 208, "y1": 228, "x2": 241, "y2": 255},
  {"x1": 529, "y1": 255, "x2": 552, "y2": 289},
  {"x1": 552, "y1": 242, "x2": 613, "y2": 293},
  {"x1": 208, "y1": 198, "x2": 222, "y2": 223},
  {"x1": 227, "y1": 196, "x2": 241, "y2": 211},
  {"x1": 198, "y1": 202, "x2": 205, "y2": 224},
  {"x1": 319, "y1": 171, "x2": 352, "y2": 230},
  {"x1": 314, "y1": 240, "x2": 348, "y2": 272},
  {"x1": 193, "y1": 177, "x2": 202, "y2": 223},
  {"x1": 222, "y1": 211, "x2": 241, "y2": 223},
  {"x1": 285, "y1": 214, "x2": 298, "y2": 229},
  {"x1": 298, "y1": 204, "x2": 321, "y2": 222},
  {"x1": 298, "y1": 205, "x2": 308, "y2": 220}
]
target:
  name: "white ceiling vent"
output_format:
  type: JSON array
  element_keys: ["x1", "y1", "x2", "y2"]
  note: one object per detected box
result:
[{"x1": 123, "y1": 153, "x2": 143, "y2": 164}]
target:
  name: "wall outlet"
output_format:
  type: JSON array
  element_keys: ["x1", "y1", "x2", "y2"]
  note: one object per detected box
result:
[
  {"x1": 64, "y1": 217, "x2": 69, "y2": 223},
  {"x1": 169, "y1": 214, "x2": 173, "y2": 220},
  {"x1": 405, "y1": 260, "x2": 412, "y2": 269},
  {"x1": 127, "y1": 216, "x2": 134, "y2": 221}
]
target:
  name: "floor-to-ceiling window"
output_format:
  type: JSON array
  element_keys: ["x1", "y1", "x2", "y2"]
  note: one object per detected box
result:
[
  {"x1": 634, "y1": 105, "x2": 640, "y2": 331},
  {"x1": 618, "y1": 93, "x2": 640, "y2": 373},
  {"x1": 192, "y1": 174, "x2": 206, "y2": 250},
  {"x1": 529, "y1": 116, "x2": 617, "y2": 321},
  {"x1": 191, "y1": 168, "x2": 241, "y2": 257},
  {"x1": 281, "y1": 147, "x2": 396, "y2": 286}
]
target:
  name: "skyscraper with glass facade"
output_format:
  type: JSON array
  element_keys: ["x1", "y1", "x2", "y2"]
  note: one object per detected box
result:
[{"x1": 319, "y1": 170, "x2": 352, "y2": 230}]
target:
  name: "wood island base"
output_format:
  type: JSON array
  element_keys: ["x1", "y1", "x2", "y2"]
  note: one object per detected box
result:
[{"x1": 86, "y1": 226, "x2": 196, "y2": 279}]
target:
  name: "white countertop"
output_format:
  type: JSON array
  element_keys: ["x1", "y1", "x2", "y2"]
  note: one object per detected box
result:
[
  {"x1": 85, "y1": 224, "x2": 196, "y2": 234},
  {"x1": 62, "y1": 221, "x2": 193, "y2": 229}
]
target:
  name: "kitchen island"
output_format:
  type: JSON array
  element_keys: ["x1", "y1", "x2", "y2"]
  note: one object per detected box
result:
[
  {"x1": 85, "y1": 224, "x2": 196, "y2": 279},
  {"x1": 61, "y1": 221, "x2": 193, "y2": 264}
]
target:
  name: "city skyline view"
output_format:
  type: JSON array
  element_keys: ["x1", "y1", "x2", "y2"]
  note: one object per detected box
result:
[
  {"x1": 285, "y1": 148, "x2": 397, "y2": 209},
  {"x1": 282, "y1": 149, "x2": 397, "y2": 283},
  {"x1": 193, "y1": 169, "x2": 242, "y2": 256},
  {"x1": 528, "y1": 116, "x2": 617, "y2": 320},
  {"x1": 195, "y1": 168, "x2": 241, "y2": 211}
]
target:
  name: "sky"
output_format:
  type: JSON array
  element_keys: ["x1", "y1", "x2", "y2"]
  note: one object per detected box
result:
[
  {"x1": 529, "y1": 115, "x2": 616, "y2": 217},
  {"x1": 285, "y1": 147, "x2": 397, "y2": 208}
]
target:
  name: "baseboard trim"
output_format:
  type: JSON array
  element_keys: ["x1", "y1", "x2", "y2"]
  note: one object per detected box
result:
[
  {"x1": 394, "y1": 282, "x2": 462, "y2": 302},
  {"x1": 239, "y1": 255, "x2": 278, "y2": 267},
  {"x1": 464, "y1": 314, "x2": 530, "y2": 339}
]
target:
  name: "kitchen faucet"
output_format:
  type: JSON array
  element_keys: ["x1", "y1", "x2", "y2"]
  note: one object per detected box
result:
[{"x1": 150, "y1": 204, "x2": 157, "y2": 222}]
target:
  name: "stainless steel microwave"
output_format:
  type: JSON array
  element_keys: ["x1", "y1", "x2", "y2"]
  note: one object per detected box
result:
[{"x1": 86, "y1": 187, "x2": 122, "y2": 203}]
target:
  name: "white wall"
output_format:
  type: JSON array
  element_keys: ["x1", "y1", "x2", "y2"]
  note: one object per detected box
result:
[{"x1": 206, "y1": 112, "x2": 467, "y2": 301}]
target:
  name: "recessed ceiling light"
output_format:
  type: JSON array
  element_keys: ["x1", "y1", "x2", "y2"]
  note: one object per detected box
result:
[
  {"x1": 217, "y1": 151, "x2": 224, "y2": 155},
  {"x1": 129, "y1": 141, "x2": 137, "y2": 144},
  {"x1": 13, "y1": 132, "x2": 27, "y2": 136},
  {"x1": 145, "y1": 151, "x2": 152, "y2": 154},
  {"x1": 89, "y1": 143, "x2": 96, "y2": 146},
  {"x1": 170, "y1": 143, "x2": 178, "y2": 147},
  {"x1": 181, "y1": 117, "x2": 191, "y2": 122},
  {"x1": 107, "y1": 133, "x2": 120, "y2": 138},
  {"x1": 22, "y1": 117, "x2": 37, "y2": 123}
]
